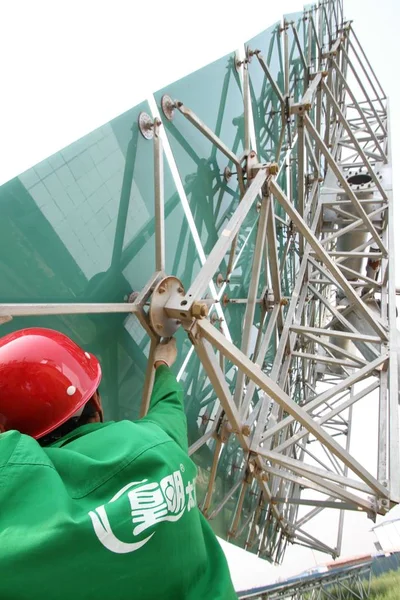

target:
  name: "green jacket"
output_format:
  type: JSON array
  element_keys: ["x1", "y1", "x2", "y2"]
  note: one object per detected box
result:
[{"x1": 0, "y1": 365, "x2": 237, "y2": 599}]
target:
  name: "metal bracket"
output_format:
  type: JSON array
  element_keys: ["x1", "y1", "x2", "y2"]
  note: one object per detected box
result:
[{"x1": 149, "y1": 276, "x2": 185, "y2": 337}]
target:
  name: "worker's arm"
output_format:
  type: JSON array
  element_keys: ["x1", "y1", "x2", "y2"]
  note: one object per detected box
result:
[{"x1": 141, "y1": 341, "x2": 188, "y2": 452}]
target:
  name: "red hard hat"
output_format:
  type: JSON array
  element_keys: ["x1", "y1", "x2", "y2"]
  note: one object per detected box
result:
[{"x1": 0, "y1": 328, "x2": 102, "y2": 439}]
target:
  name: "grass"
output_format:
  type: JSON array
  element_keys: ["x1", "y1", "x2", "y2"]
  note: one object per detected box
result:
[
  {"x1": 304, "y1": 569, "x2": 400, "y2": 599},
  {"x1": 367, "y1": 570, "x2": 400, "y2": 599}
]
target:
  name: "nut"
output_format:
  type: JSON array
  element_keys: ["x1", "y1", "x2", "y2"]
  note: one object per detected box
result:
[
  {"x1": 242, "y1": 425, "x2": 251, "y2": 436},
  {"x1": 192, "y1": 302, "x2": 209, "y2": 318},
  {"x1": 269, "y1": 162, "x2": 279, "y2": 175}
]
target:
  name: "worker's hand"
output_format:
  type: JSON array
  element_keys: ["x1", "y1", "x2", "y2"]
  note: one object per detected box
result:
[{"x1": 154, "y1": 338, "x2": 177, "y2": 369}]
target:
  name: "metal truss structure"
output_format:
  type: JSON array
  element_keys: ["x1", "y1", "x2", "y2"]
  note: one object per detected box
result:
[
  {"x1": 239, "y1": 561, "x2": 372, "y2": 599},
  {"x1": 1, "y1": 0, "x2": 399, "y2": 563}
]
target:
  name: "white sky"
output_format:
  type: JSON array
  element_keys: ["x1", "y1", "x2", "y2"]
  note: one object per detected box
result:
[{"x1": 1, "y1": 0, "x2": 399, "y2": 593}]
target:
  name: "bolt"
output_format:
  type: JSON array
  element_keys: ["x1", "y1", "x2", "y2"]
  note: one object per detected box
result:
[
  {"x1": 192, "y1": 302, "x2": 209, "y2": 318},
  {"x1": 242, "y1": 425, "x2": 251, "y2": 436}
]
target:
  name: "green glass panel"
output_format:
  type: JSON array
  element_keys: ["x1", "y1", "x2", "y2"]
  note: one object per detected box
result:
[
  {"x1": 0, "y1": 100, "x2": 201, "y2": 424},
  {"x1": 155, "y1": 52, "x2": 250, "y2": 288},
  {"x1": 247, "y1": 23, "x2": 286, "y2": 164},
  {"x1": 284, "y1": 11, "x2": 307, "y2": 103},
  {"x1": 205, "y1": 434, "x2": 245, "y2": 539},
  {"x1": 229, "y1": 481, "x2": 260, "y2": 550}
]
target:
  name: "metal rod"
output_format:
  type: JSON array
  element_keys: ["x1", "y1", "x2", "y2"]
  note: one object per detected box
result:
[
  {"x1": 270, "y1": 177, "x2": 388, "y2": 339},
  {"x1": 197, "y1": 319, "x2": 388, "y2": 497},
  {"x1": 234, "y1": 195, "x2": 270, "y2": 408},
  {"x1": 304, "y1": 114, "x2": 387, "y2": 254},
  {"x1": 154, "y1": 119, "x2": 165, "y2": 272},
  {"x1": 176, "y1": 102, "x2": 241, "y2": 168},
  {"x1": 174, "y1": 169, "x2": 267, "y2": 308}
]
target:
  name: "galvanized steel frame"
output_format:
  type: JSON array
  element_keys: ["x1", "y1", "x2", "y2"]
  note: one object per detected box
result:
[{"x1": 1, "y1": 0, "x2": 398, "y2": 563}]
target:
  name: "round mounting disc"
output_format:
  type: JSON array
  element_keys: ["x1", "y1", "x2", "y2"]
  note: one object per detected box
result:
[
  {"x1": 138, "y1": 112, "x2": 154, "y2": 140},
  {"x1": 149, "y1": 276, "x2": 185, "y2": 338},
  {"x1": 161, "y1": 95, "x2": 175, "y2": 121}
]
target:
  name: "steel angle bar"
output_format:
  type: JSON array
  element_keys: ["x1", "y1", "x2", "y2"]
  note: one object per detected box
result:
[
  {"x1": 298, "y1": 72, "x2": 323, "y2": 111},
  {"x1": 242, "y1": 62, "x2": 252, "y2": 153},
  {"x1": 304, "y1": 115, "x2": 387, "y2": 255},
  {"x1": 192, "y1": 336, "x2": 249, "y2": 451},
  {"x1": 297, "y1": 116, "x2": 305, "y2": 256},
  {"x1": 275, "y1": 381, "x2": 379, "y2": 455},
  {"x1": 140, "y1": 338, "x2": 158, "y2": 417},
  {"x1": 174, "y1": 102, "x2": 240, "y2": 168},
  {"x1": 270, "y1": 178, "x2": 388, "y2": 339},
  {"x1": 197, "y1": 319, "x2": 388, "y2": 497},
  {"x1": 339, "y1": 141, "x2": 384, "y2": 162},
  {"x1": 0, "y1": 302, "x2": 141, "y2": 317},
  {"x1": 261, "y1": 355, "x2": 386, "y2": 442},
  {"x1": 153, "y1": 120, "x2": 165, "y2": 272},
  {"x1": 266, "y1": 203, "x2": 282, "y2": 299},
  {"x1": 290, "y1": 326, "x2": 381, "y2": 344},
  {"x1": 170, "y1": 169, "x2": 267, "y2": 311},
  {"x1": 347, "y1": 38, "x2": 385, "y2": 113},
  {"x1": 340, "y1": 43, "x2": 386, "y2": 135},
  {"x1": 253, "y1": 244, "x2": 314, "y2": 446},
  {"x1": 294, "y1": 499, "x2": 335, "y2": 530},
  {"x1": 290, "y1": 22, "x2": 308, "y2": 77},
  {"x1": 336, "y1": 402, "x2": 353, "y2": 555},
  {"x1": 332, "y1": 58, "x2": 387, "y2": 163},
  {"x1": 310, "y1": 15, "x2": 322, "y2": 70},
  {"x1": 234, "y1": 195, "x2": 270, "y2": 408},
  {"x1": 294, "y1": 530, "x2": 337, "y2": 556},
  {"x1": 240, "y1": 304, "x2": 281, "y2": 420},
  {"x1": 201, "y1": 437, "x2": 223, "y2": 514},
  {"x1": 291, "y1": 352, "x2": 360, "y2": 368},
  {"x1": 254, "y1": 52, "x2": 285, "y2": 107},
  {"x1": 321, "y1": 80, "x2": 387, "y2": 200},
  {"x1": 228, "y1": 480, "x2": 249, "y2": 537},
  {"x1": 336, "y1": 264, "x2": 382, "y2": 289},
  {"x1": 208, "y1": 477, "x2": 245, "y2": 520},
  {"x1": 189, "y1": 428, "x2": 217, "y2": 456},
  {"x1": 349, "y1": 25, "x2": 386, "y2": 99},
  {"x1": 283, "y1": 20, "x2": 290, "y2": 96},
  {"x1": 307, "y1": 286, "x2": 379, "y2": 359},
  {"x1": 295, "y1": 332, "x2": 367, "y2": 366},
  {"x1": 263, "y1": 452, "x2": 378, "y2": 505},
  {"x1": 387, "y1": 193, "x2": 400, "y2": 498},
  {"x1": 264, "y1": 465, "x2": 337, "y2": 501},
  {"x1": 304, "y1": 130, "x2": 320, "y2": 177}
]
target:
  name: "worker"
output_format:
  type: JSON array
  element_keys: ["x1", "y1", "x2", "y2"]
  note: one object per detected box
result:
[{"x1": 0, "y1": 327, "x2": 237, "y2": 600}]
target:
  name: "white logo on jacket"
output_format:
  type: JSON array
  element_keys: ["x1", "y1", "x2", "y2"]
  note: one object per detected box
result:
[{"x1": 89, "y1": 470, "x2": 197, "y2": 553}]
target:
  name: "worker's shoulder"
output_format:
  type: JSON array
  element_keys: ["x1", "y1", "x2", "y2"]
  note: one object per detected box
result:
[
  {"x1": 0, "y1": 430, "x2": 54, "y2": 469},
  {"x1": 49, "y1": 418, "x2": 180, "y2": 463}
]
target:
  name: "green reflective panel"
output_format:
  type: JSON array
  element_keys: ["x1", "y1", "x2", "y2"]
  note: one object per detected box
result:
[
  {"x1": 206, "y1": 434, "x2": 245, "y2": 539},
  {"x1": 0, "y1": 100, "x2": 200, "y2": 423},
  {"x1": 247, "y1": 23, "x2": 286, "y2": 164},
  {"x1": 284, "y1": 11, "x2": 306, "y2": 103},
  {"x1": 304, "y1": 5, "x2": 318, "y2": 69},
  {"x1": 155, "y1": 53, "x2": 246, "y2": 281},
  {"x1": 229, "y1": 481, "x2": 261, "y2": 550},
  {"x1": 180, "y1": 351, "x2": 219, "y2": 450}
]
